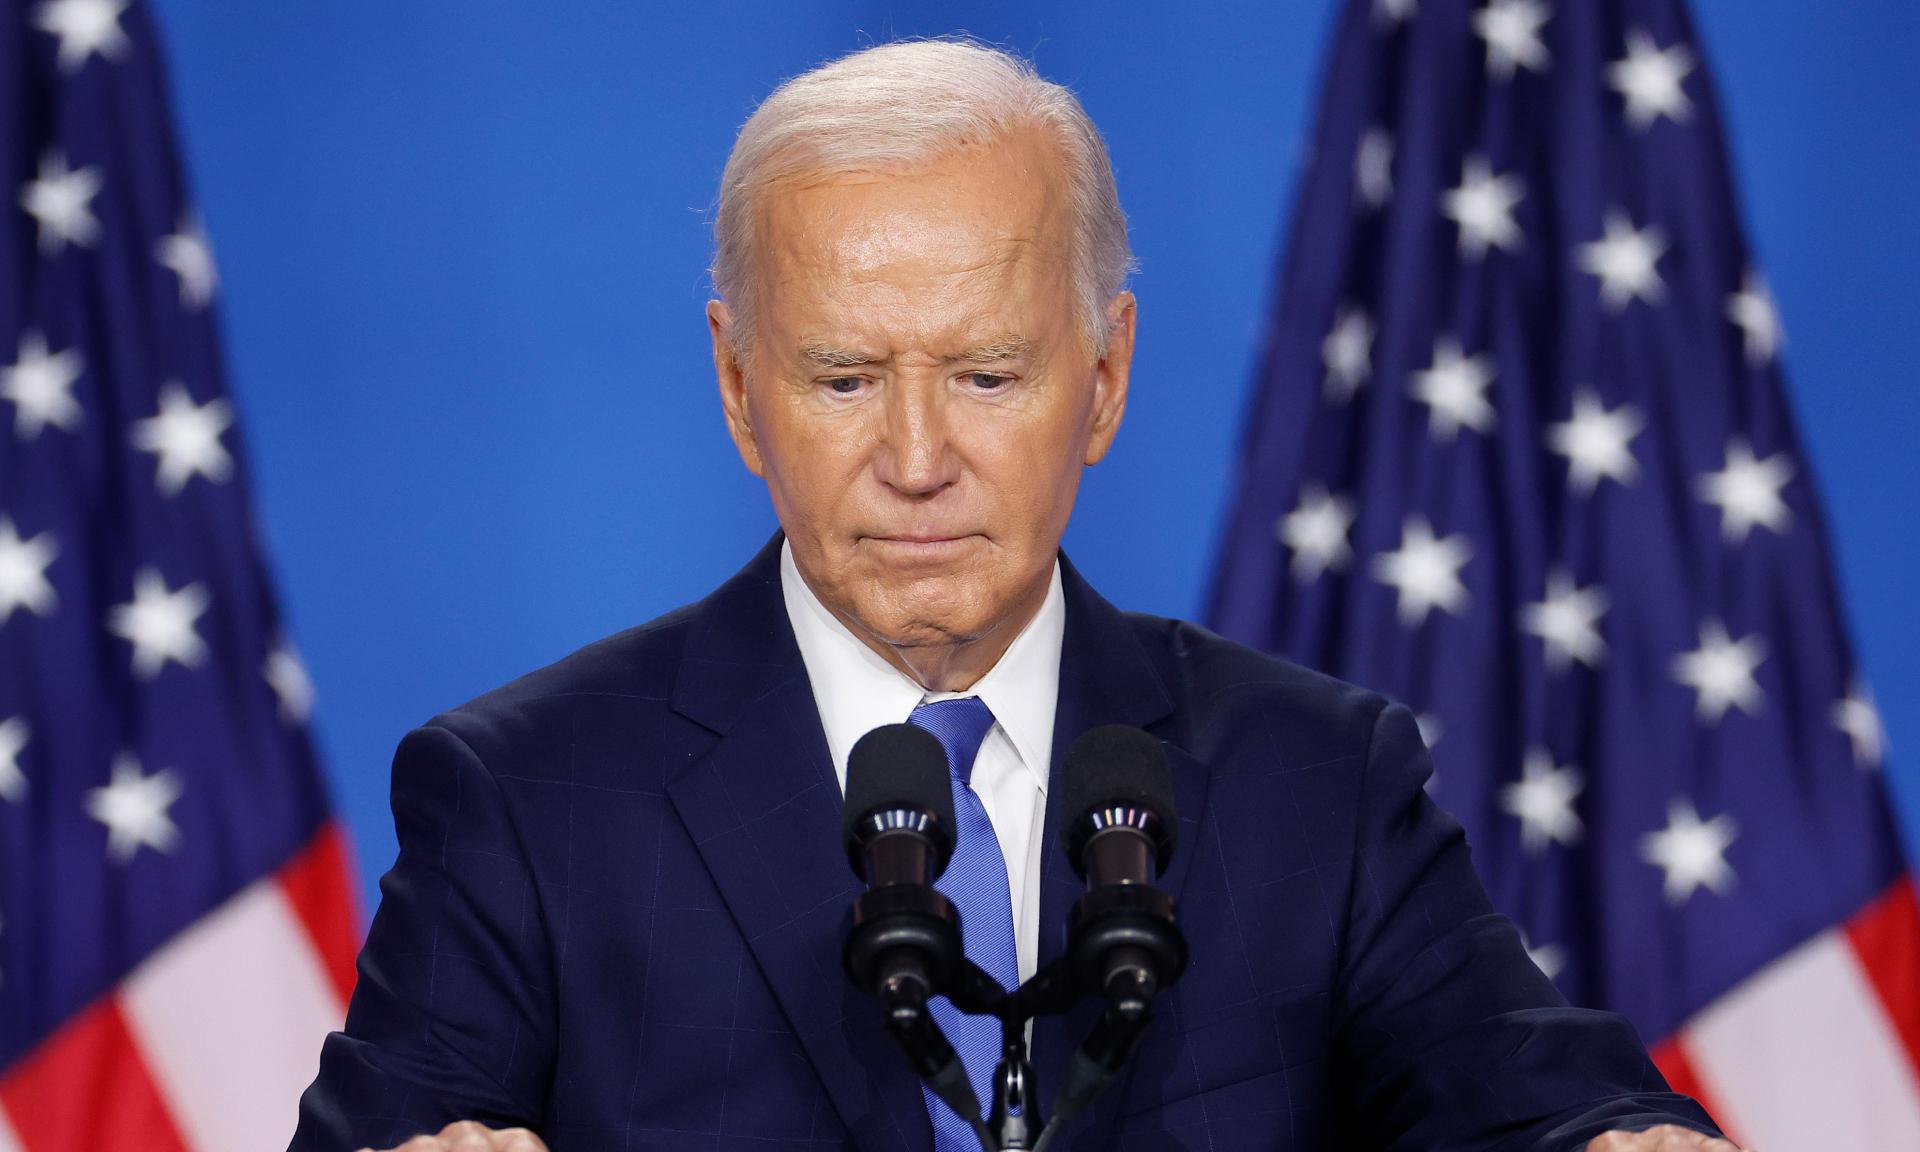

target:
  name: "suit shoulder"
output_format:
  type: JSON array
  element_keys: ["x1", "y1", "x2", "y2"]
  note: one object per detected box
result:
[
  {"x1": 419, "y1": 601, "x2": 700, "y2": 757},
  {"x1": 1121, "y1": 611, "x2": 1395, "y2": 759}
]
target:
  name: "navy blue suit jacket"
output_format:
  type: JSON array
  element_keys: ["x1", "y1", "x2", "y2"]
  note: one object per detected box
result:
[{"x1": 292, "y1": 534, "x2": 1716, "y2": 1150}]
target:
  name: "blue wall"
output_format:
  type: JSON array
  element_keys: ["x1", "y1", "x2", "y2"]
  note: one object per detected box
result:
[{"x1": 146, "y1": 1, "x2": 1919, "y2": 910}]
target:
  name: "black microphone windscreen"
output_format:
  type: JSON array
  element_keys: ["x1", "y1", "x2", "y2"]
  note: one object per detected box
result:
[
  {"x1": 843, "y1": 722, "x2": 956, "y2": 844},
  {"x1": 1059, "y1": 725, "x2": 1176, "y2": 848}
]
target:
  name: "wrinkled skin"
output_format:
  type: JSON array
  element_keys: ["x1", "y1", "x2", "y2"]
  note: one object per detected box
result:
[
  {"x1": 709, "y1": 124, "x2": 1133, "y2": 692},
  {"x1": 359, "y1": 1119, "x2": 546, "y2": 1152},
  {"x1": 1586, "y1": 1125, "x2": 1750, "y2": 1151}
]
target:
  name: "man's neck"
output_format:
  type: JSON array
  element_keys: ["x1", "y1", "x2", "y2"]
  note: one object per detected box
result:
[
  {"x1": 814, "y1": 570, "x2": 1053, "y2": 695},
  {"x1": 791, "y1": 556, "x2": 1059, "y2": 691}
]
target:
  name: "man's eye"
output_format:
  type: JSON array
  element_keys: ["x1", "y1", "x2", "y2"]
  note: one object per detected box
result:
[
  {"x1": 824, "y1": 377, "x2": 864, "y2": 394},
  {"x1": 963, "y1": 372, "x2": 1011, "y2": 390}
]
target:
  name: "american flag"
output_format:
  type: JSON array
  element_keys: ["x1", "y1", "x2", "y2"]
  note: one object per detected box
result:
[
  {"x1": 0, "y1": 2, "x2": 358, "y2": 1149},
  {"x1": 1208, "y1": 0, "x2": 1919, "y2": 1146}
]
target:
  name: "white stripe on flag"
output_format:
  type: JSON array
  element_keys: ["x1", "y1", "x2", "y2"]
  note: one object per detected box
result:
[
  {"x1": 0, "y1": 1103, "x2": 24, "y2": 1152},
  {"x1": 119, "y1": 877, "x2": 343, "y2": 1152},
  {"x1": 1685, "y1": 927, "x2": 1920, "y2": 1149}
]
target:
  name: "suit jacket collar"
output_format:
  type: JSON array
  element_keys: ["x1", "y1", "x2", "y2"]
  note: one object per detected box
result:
[
  {"x1": 1031, "y1": 542, "x2": 1210, "y2": 1150},
  {"x1": 665, "y1": 532, "x2": 1211, "y2": 1151}
]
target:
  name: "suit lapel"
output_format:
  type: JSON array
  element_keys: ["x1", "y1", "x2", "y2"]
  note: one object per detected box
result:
[
  {"x1": 664, "y1": 534, "x2": 931, "y2": 1152},
  {"x1": 1032, "y1": 552, "x2": 1215, "y2": 1148},
  {"x1": 662, "y1": 538, "x2": 1213, "y2": 1150}
]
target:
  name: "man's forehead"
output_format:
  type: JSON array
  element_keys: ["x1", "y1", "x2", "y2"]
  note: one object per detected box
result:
[
  {"x1": 747, "y1": 130, "x2": 1078, "y2": 364},
  {"x1": 759, "y1": 133, "x2": 1068, "y2": 262},
  {"x1": 771, "y1": 203, "x2": 1055, "y2": 283}
]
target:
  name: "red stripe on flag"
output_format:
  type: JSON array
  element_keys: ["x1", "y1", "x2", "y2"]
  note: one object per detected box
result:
[
  {"x1": 0, "y1": 998, "x2": 190, "y2": 1152},
  {"x1": 1649, "y1": 1035, "x2": 1741, "y2": 1147},
  {"x1": 1844, "y1": 872, "x2": 1920, "y2": 1079},
  {"x1": 277, "y1": 820, "x2": 363, "y2": 1007}
]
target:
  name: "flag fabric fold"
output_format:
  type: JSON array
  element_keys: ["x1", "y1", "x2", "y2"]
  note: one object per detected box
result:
[
  {"x1": 1208, "y1": 1, "x2": 1919, "y2": 1146},
  {"x1": 0, "y1": 2, "x2": 358, "y2": 1148}
]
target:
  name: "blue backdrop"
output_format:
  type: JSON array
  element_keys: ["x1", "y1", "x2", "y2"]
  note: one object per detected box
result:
[{"x1": 144, "y1": 1, "x2": 1919, "y2": 911}]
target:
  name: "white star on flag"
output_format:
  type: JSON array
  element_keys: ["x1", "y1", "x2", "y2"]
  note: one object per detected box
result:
[
  {"x1": 130, "y1": 381, "x2": 234, "y2": 496},
  {"x1": 1608, "y1": 28, "x2": 1695, "y2": 130},
  {"x1": 1696, "y1": 437, "x2": 1793, "y2": 544},
  {"x1": 1726, "y1": 270, "x2": 1783, "y2": 365},
  {"x1": 1640, "y1": 797, "x2": 1738, "y2": 905},
  {"x1": 1832, "y1": 679, "x2": 1885, "y2": 771},
  {"x1": 1473, "y1": 0, "x2": 1551, "y2": 80},
  {"x1": 1374, "y1": 0, "x2": 1417, "y2": 26},
  {"x1": 2, "y1": 331, "x2": 85, "y2": 439},
  {"x1": 1412, "y1": 337, "x2": 1497, "y2": 441},
  {"x1": 0, "y1": 717, "x2": 27, "y2": 804},
  {"x1": 1443, "y1": 156, "x2": 1526, "y2": 259},
  {"x1": 19, "y1": 150, "x2": 102, "y2": 253},
  {"x1": 1519, "y1": 570, "x2": 1608, "y2": 671},
  {"x1": 156, "y1": 215, "x2": 219, "y2": 309},
  {"x1": 1354, "y1": 127, "x2": 1395, "y2": 209},
  {"x1": 1578, "y1": 210, "x2": 1667, "y2": 311},
  {"x1": 1322, "y1": 305, "x2": 1375, "y2": 401},
  {"x1": 1522, "y1": 932, "x2": 1567, "y2": 982},
  {"x1": 1372, "y1": 516, "x2": 1473, "y2": 626},
  {"x1": 1501, "y1": 747, "x2": 1585, "y2": 854},
  {"x1": 107, "y1": 566, "x2": 210, "y2": 679},
  {"x1": 1673, "y1": 619, "x2": 1766, "y2": 724},
  {"x1": 86, "y1": 753, "x2": 184, "y2": 863},
  {"x1": 265, "y1": 644, "x2": 317, "y2": 724},
  {"x1": 1279, "y1": 485, "x2": 1357, "y2": 583},
  {"x1": 34, "y1": 0, "x2": 130, "y2": 73},
  {"x1": 0, "y1": 517, "x2": 59, "y2": 625},
  {"x1": 1547, "y1": 390, "x2": 1642, "y2": 494}
]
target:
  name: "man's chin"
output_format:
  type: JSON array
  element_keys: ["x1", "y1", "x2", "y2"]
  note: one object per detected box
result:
[{"x1": 845, "y1": 607, "x2": 986, "y2": 651}]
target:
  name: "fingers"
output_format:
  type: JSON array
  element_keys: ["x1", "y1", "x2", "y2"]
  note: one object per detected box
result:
[
  {"x1": 442, "y1": 1120, "x2": 495, "y2": 1149},
  {"x1": 364, "y1": 1122, "x2": 550, "y2": 1152},
  {"x1": 438, "y1": 1120, "x2": 548, "y2": 1150},
  {"x1": 1586, "y1": 1125, "x2": 1749, "y2": 1152}
]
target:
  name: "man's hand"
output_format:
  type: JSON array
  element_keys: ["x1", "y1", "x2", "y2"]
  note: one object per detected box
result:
[
  {"x1": 358, "y1": 1120, "x2": 548, "y2": 1152},
  {"x1": 1587, "y1": 1125, "x2": 1751, "y2": 1151}
]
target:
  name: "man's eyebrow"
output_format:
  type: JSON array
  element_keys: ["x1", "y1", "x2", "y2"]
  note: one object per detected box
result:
[
  {"x1": 800, "y1": 342, "x2": 884, "y2": 368},
  {"x1": 950, "y1": 336, "x2": 1035, "y2": 363},
  {"x1": 798, "y1": 337, "x2": 1037, "y2": 368}
]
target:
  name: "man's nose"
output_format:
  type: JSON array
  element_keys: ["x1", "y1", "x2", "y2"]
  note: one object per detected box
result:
[{"x1": 875, "y1": 376, "x2": 959, "y2": 496}]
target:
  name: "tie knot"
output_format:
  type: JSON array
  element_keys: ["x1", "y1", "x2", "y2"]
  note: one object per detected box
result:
[{"x1": 907, "y1": 696, "x2": 997, "y2": 786}]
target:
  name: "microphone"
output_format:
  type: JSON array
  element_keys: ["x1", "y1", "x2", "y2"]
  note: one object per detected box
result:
[
  {"x1": 1059, "y1": 725, "x2": 1178, "y2": 892},
  {"x1": 1058, "y1": 725, "x2": 1186, "y2": 1003},
  {"x1": 840, "y1": 724, "x2": 985, "y2": 1134},
  {"x1": 1040, "y1": 727, "x2": 1189, "y2": 1142},
  {"x1": 843, "y1": 722, "x2": 956, "y2": 890}
]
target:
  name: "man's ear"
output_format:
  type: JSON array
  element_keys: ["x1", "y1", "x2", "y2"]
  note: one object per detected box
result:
[
  {"x1": 1084, "y1": 291, "x2": 1136, "y2": 466},
  {"x1": 708, "y1": 299, "x2": 764, "y2": 477}
]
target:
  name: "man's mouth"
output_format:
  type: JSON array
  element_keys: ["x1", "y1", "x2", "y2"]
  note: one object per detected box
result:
[{"x1": 864, "y1": 534, "x2": 981, "y2": 559}]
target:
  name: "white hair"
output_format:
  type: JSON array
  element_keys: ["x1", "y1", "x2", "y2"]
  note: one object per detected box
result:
[{"x1": 710, "y1": 38, "x2": 1134, "y2": 361}]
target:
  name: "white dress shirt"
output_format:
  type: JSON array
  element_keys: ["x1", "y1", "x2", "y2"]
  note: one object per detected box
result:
[{"x1": 780, "y1": 539, "x2": 1062, "y2": 985}]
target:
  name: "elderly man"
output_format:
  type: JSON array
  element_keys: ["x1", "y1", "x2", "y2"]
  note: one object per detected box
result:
[{"x1": 292, "y1": 40, "x2": 1743, "y2": 1152}]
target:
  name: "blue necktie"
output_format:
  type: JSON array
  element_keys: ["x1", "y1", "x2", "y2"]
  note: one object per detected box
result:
[{"x1": 908, "y1": 696, "x2": 1018, "y2": 1150}]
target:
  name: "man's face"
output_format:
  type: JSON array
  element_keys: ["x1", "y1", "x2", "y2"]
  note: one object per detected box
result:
[{"x1": 709, "y1": 126, "x2": 1134, "y2": 676}]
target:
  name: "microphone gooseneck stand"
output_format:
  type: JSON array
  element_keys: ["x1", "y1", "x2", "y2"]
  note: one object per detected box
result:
[{"x1": 843, "y1": 724, "x2": 1187, "y2": 1152}]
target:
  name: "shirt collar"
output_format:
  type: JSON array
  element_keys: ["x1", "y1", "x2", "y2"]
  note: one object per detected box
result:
[{"x1": 780, "y1": 538, "x2": 1062, "y2": 795}]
